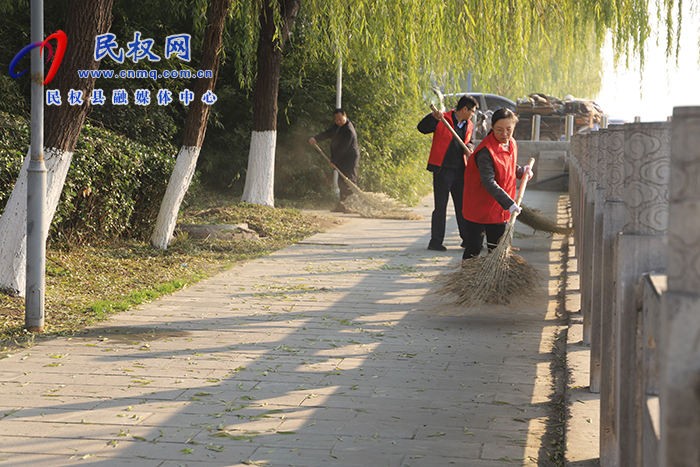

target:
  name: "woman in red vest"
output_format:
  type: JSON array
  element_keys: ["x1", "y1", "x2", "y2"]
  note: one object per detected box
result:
[{"x1": 461, "y1": 108, "x2": 532, "y2": 260}]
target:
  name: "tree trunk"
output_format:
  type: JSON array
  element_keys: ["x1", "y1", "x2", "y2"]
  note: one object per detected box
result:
[
  {"x1": 151, "y1": 0, "x2": 229, "y2": 249},
  {"x1": 0, "y1": 0, "x2": 113, "y2": 295},
  {"x1": 240, "y1": 0, "x2": 299, "y2": 207}
]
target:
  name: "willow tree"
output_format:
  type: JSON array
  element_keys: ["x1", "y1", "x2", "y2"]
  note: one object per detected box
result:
[
  {"x1": 239, "y1": 0, "x2": 299, "y2": 206},
  {"x1": 235, "y1": 0, "x2": 694, "y2": 207},
  {"x1": 0, "y1": 0, "x2": 114, "y2": 295},
  {"x1": 151, "y1": 0, "x2": 231, "y2": 249}
]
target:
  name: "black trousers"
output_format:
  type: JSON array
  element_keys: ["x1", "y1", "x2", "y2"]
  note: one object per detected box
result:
[
  {"x1": 337, "y1": 164, "x2": 358, "y2": 202},
  {"x1": 430, "y1": 168, "x2": 467, "y2": 247},
  {"x1": 462, "y1": 219, "x2": 507, "y2": 259}
]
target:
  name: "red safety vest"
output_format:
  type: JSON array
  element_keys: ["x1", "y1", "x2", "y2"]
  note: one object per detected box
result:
[
  {"x1": 462, "y1": 132, "x2": 518, "y2": 224},
  {"x1": 428, "y1": 111, "x2": 473, "y2": 167}
]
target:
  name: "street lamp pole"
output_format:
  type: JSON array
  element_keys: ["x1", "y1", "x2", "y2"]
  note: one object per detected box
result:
[{"x1": 26, "y1": 0, "x2": 46, "y2": 332}]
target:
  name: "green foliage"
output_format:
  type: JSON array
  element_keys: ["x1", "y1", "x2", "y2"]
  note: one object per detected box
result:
[
  {"x1": 0, "y1": 111, "x2": 177, "y2": 244},
  {"x1": 196, "y1": 85, "x2": 253, "y2": 192},
  {"x1": 271, "y1": 42, "x2": 339, "y2": 203},
  {"x1": 0, "y1": 0, "x2": 194, "y2": 148},
  {"x1": 54, "y1": 124, "x2": 177, "y2": 243},
  {"x1": 87, "y1": 105, "x2": 180, "y2": 149},
  {"x1": 0, "y1": 113, "x2": 28, "y2": 211},
  {"x1": 89, "y1": 279, "x2": 186, "y2": 318},
  {"x1": 233, "y1": 40, "x2": 432, "y2": 206},
  {"x1": 0, "y1": 75, "x2": 28, "y2": 116},
  {"x1": 290, "y1": 0, "x2": 700, "y2": 102},
  {"x1": 227, "y1": 0, "x2": 262, "y2": 89},
  {"x1": 0, "y1": 1, "x2": 67, "y2": 101},
  {"x1": 342, "y1": 70, "x2": 432, "y2": 205},
  {"x1": 84, "y1": 0, "x2": 198, "y2": 147},
  {"x1": 465, "y1": 22, "x2": 605, "y2": 101}
]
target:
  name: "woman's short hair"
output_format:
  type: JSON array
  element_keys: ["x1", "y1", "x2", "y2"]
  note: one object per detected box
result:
[{"x1": 491, "y1": 107, "x2": 519, "y2": 126}]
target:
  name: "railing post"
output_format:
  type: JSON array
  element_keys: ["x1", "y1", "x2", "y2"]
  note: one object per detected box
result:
[
  {"x1": 614, "y1": 121, "x2": 670, "y2": 466},
  {"x1": 660, "y1": 106, "x2": 700, "y2": 466},
  {"x1": 588, "y1": 130, "x2": 606, "y2": 393},
  {"x1": 531, "y1": 114, "x2": 541, "y2": 141},
  {"x1": 599, "y1": 126, "x2": 626, "y2": 467},
  {"x1": 581, "y1": 132, "x2": 597, "y2": 345},
  {"x1": 565, "y1": 114, "x2": 575, "y2": 141}
]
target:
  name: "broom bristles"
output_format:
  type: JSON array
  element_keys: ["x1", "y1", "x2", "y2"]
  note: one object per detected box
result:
[
  {"x1": 434, "y1": 221, "x2": 541, "y2": 307},
  {"x1": 313, "y1": 143, "x2": 421, "y2": 220},
  {"x1": 343, "y1": 193, "x2": 422, "y2": 220},
  {"x1": 335, "y1": 166, "x2": 422, "y2": 220},
  {"x1": 518, "y1": 205, "x2": 572, "y2": 235}
]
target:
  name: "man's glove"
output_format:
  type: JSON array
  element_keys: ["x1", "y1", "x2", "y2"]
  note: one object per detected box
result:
[
  {"x1": 509, "y1": 203, "x2": 522, "y2": 216},
  {"x1": 523, "y1": 165, "x2": 533, "y2": 181}
]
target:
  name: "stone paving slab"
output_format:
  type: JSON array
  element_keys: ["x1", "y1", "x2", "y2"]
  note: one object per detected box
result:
[{"x1": 0, "y1": 190, "x2": 590, "y2": 466}]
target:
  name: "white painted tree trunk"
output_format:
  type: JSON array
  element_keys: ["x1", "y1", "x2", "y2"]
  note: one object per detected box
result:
[
  {"x1": 150, "y1": 146, "x2": 201, "y2": 249},
  {"x1": 241, "y1": 130, "x2": 276, "y2": 207},
  {"x1": 0, "y1": 147, "x2": 73, "y2": 296}
]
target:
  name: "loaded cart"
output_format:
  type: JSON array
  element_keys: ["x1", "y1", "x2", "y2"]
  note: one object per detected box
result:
[{"x1": 514, "y1": 93, "x2": 605, "y2": 141}]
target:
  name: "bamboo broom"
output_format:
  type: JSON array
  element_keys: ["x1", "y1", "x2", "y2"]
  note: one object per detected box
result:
[
  {"x1": 429, "y1": 104, "x2": 569, "y2": 235},
  {"x1": 311, "y1": 143, "x2": 421, "y2": 220},
  {"x1": 435, "y1": 158, "x2": 541, "y2": 307}
]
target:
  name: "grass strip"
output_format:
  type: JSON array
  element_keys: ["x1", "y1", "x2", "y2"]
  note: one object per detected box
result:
[{"x1": 1, "y1": 198, "x2": 341, "y2": 349}]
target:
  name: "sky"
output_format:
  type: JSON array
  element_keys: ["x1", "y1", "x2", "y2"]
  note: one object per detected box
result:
[{"x1": 595, "y1": 5, "x2": 700, "y2": 123}]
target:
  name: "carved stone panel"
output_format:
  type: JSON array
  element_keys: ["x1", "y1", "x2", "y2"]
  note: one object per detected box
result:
[
  {"x1": 668, "y1": 108, "x2": 700, "y2": 293},
  {"x1": 622, "y1": 123, "x2": 671, "y2": 235},
  {"x1": 579, "y1": 133, "x2": 590, "y2": 176},
  {"x1": 570, "y1": 134, "x2": 581, "y2": 176},
  {"x1": 587, "y1": 132, "x2": 600, "y2": 181},
  {"x1": 596, "y1": 130, "x2": 608, "y2": 183},
  {"x1": 605, "y1": 127, "x2": 625, "y2": 202}
]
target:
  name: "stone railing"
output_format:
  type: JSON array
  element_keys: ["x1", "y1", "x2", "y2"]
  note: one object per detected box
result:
[{"x1": 569, "y1": 107, "x2": 700, "y2": 467}]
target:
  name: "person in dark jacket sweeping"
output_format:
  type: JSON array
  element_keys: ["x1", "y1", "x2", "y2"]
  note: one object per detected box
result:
[
  {"x1": 309, "y1": 108, "x2": 360, "y2": 213},
  {"x1": 418, "y1": 94, "x2": 478, "y2": 251},
  {"x1": 461, "y1": 107, "x2": 532, "y2": 260}
]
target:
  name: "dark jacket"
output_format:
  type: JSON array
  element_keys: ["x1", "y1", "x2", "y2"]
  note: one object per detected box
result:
[{"x1": 313, "y1": 119, "x2": 360, "y2": 174}]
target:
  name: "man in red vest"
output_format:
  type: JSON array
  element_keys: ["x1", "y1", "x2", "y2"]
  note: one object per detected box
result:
[{"x1": 417, "y1": 94, "x2": 478, "y2": 251}]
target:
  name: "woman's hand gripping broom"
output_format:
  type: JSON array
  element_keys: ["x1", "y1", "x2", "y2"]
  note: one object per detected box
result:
[{"x1": 435, "y1": 158, "x2": 541, "y2": 307}]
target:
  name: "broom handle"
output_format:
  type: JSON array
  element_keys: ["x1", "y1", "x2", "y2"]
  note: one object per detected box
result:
[
  {"x1": 430, "y1": 104, "x2": 472, "y2": 159},
  {"x1": 429, "y1": 104, "x2": 534, "y2": 224},
  {"x1": 311, "y1": 142, "x2": 355, "y2": 185},
  {"x1": 508, "y1": 157, "x2": 536, "y2": 225}
]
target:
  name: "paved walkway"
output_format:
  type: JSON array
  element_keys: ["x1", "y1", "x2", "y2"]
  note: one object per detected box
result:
[{"x1": 0, "y1": 190, "x2": 594, "y2": 467}]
